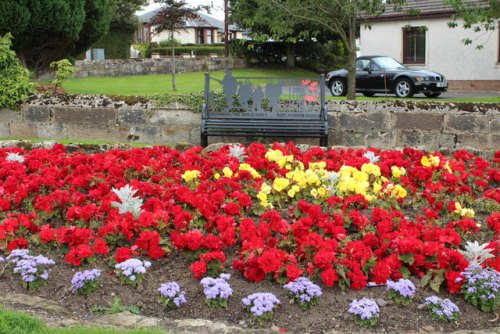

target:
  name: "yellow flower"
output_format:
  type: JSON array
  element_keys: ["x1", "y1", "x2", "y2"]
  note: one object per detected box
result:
[
  {"x1": 461, "y1": 208, "x2": 475, "y2": 218},
  {"x1": 361, "y1": 163, "x2": 381, "y2": 177},
  {"x1": 421, "y1": 156, "x2": 431, "y2": 167},
  {"x1": 182, "y1": 170, "x2": 201, "y2": 182},
  {"x1": 310, "y1": 188, "x2": 318, "y2": 198},
  {"x1": 214, "y1": 172, "x2": 221, "y2": 180},
  {"x1": 239, "y1": 163, "x2": 261, "y2": 178},
  {"x1": 222, "y1": 167, "x2": 233, "y2": 178},
  {"x1": 273, "y1": 177, "x2": 290, "y2": 192},
  {"x1": 260, "y1": 182, "x2": 272, "y2": 194},
  {"x1": 429, "y1": 155, "x2": 440, "y2": 167},
  {"x1": 454, "y1": 202, "x2": 463, "y2": 214},
  {"x1": 391, "y1": 166, "x2": 406, "y2": 178},
  {"x1": 317, "y1": 187, "x2": 327, "y2": 197},
  {"x1": 287, "y1": 189, "x2": 296, "y2": 198},
  {"x1": 393, "y1": 184, "x2": 407, "y2": 198},
  {"x1": 373, "y1": 181, "x2": 382, "y2": 194},
  {"x1": 309, "y1": 161, "x2": 326, "y2": 171},
  {"x1": 444, "y1": 161, "x2": 452, "y2": 173},
  {"x1": 305, "y1": 170, "x2": 320, "y2": 186}
]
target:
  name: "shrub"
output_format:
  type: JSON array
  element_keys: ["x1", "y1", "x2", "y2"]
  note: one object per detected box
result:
[
  {"x1": 0, "y1": 33, "x2": 35, "y2": 109},
  {"x1": 50, "y1": 59, "x2": 76, "y2": 90}
]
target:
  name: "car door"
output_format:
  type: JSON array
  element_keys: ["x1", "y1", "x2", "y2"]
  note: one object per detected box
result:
[
  {"x1": 355, "y1": 59, "x2": 370, "y2": 91},
  {"x1": 364, "y1": 60, "x2": 386, "y2": 91}
]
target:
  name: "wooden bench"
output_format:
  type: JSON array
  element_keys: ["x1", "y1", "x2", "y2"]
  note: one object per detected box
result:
[{"x1": 200, "y1": 71, "x2": 329, "y2": 147}]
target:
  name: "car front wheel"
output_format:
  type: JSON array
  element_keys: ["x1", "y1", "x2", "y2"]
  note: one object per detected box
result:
[
  {"x1": 395, "y1": 78, "x2": 414, "y2": 98},
  {"x1": 424, "y1": 92, "x2": 441, "y2": 98},
  {"x1": 329, "y1": 78, "x2": 347, "y2": 97}
]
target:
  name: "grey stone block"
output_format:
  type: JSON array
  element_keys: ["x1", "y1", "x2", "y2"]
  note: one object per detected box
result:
[
  {"x1": 0, "y1": 109, "x2": 21, "y2": 123},
  {"x1": 118, "y1": 108, "x2": 146, "y2": 124},
  {"x1": 23, "y1": 106, "x2": 51, "y2": 123},
  {"x1": 366, "y1": 131, "x2": 396, "y2": 148},
  {"x1": 150, "y1": 109, "x2": 200, "y2": 125},
  {"x1": 456, "y1": 133, "x2": 494, "y2": 150},
  {"x1": 397, "y1": 130, "x2": 440, "y2": 150},
  {"x1": 53, "y1": 107, "x2": 117, "y2": 126},
  {"x1": 339, "y1": 112, "x2": 391, "y2": 131},
  {"x1": 162, "y1": 124, "x2": 194, "y2": 144},
  {"x1": 10, "y1": 122, "x2": 39, "y2": 138},
  {"x1": 0, "y1": 122, "x2": 11, "y2": 137},
  {"x1": 444, "y1": 114, "x2": 489, "y2": 133},
  {"x1": 340, "y1": 131, "x2": 366, "y2": 146},
  {"x1": 490, "y1": 117, "x2": 500, "y2": 134},
  {"x1": 395, "y1": 113, "x2": 443, "y2": 130},
  {"x1": 129, "y1": 125, "x2": 159, "y2": 142}
]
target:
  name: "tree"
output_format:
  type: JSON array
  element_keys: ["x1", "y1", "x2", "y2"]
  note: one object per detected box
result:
[
  {"x1": 0, "y1": 0, "x2": 112, "y2": 75},
  {"x1": 150, "y1": 0, "x2": 209, "y2": 91},
  {"x1": 245, "y1": 0, "x2": 414, "y2": 99},
  {"x1": 444, "y1": 0, "x2": 499, "y2": 49},
  {"x1": 230, "y1": 0, "x2": 331, "y2": 68},
  {"x1": 0, "y1": 34, "x2": 35, "y2": 108}
]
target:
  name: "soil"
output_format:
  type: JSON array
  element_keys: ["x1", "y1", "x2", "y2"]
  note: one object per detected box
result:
[{"x1": 0, "y1": 251, "x2": 498, "y2": 334}]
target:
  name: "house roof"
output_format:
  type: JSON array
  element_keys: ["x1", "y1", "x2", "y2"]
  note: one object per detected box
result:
[
  {"x1": 362, "y1": 0, "x2": 488, "y2": 22},
  {"x1": 138, "y1": 7, "x2": 241, "y2": 32}
]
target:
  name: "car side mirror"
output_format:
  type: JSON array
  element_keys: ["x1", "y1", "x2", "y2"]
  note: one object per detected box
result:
[{"x1": 362, "y1": 67, "x2": 371, "y2": 73}]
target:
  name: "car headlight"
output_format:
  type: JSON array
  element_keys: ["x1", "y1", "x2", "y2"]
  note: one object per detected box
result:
[{"x1": 415, "y1": 76, "x2": 430, "y2": 82}]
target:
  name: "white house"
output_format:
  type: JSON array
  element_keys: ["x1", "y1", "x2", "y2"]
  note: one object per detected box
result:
[
  {"x1": 360, "y1": 0, "x2": 499, "y2": 92},
  {"x1": 136, "y1": 7, "x2": 244, "y2": 45}
]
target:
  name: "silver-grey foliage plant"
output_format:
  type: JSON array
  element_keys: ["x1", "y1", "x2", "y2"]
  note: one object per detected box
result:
[{"x1": 111, "y1": 184, "x2": 143, "y2": 218}]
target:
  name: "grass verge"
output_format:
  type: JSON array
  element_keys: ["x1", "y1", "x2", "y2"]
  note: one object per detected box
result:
[{"x1": 0, "y1": 305, "x2": 168, "y2": 334}]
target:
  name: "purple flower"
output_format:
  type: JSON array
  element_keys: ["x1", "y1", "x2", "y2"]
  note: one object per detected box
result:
[
  {"x1": 348, "y1": 298, "x2": 380, "y2": 327},
  {"x1": 71, "y1": 269, "x2": 101, "y2": 294},
  {"x1": 115, "y1": 258, "x2": 150, "y2": 286},
  {"x1": 424, "y1": 296, "x2": 460, "y2": 322},
  {"x1": 283, "y1": 277, "x2": 322, "y2": 309},
  {"x1": 158, "y1": 282, "x2": 187, "y2": 308},
  {"x1": 6, "y1": 249, "x2": 54, "y2": 291},
  {"x1": 242, "y1": 293, "x2": 280, "y2": 319},
  {"x1": 386, "y1": 279, "x2": 416, "y2": 305},
  {"x1": 460, "y1": 265, "x2": 499, "y2": 312},
  {"x1": 200, "y1": 274, "x2": 233, "y2": 308},
  {"x1": 0, "y1": 256, "x2": 4, "y2": 263}
]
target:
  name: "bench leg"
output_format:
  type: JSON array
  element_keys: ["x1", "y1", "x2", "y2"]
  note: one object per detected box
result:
[
  {"x1": 201, "y1": 134, "x2": 208, "y2": 148},
  {"x1": 320, "y1": 135, "x2": 329, "y2": 147}
]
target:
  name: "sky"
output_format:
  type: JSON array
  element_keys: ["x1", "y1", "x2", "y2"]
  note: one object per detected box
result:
[{"x1": 137, "y1": 0, "x2": 225, "y2": 21}]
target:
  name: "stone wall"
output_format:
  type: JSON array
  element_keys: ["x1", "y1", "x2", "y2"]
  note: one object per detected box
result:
[
  {"x1": 39, "y1": 57, "x2": 247, "y2": 79},
  {"x1": 1, "y1": 96, "x2": 498, "y2": 153}
]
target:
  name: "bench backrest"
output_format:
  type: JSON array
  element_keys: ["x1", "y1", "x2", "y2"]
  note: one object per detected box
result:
[{"x1": 202, "y1": 71, "x2": 327, "y2": 122}]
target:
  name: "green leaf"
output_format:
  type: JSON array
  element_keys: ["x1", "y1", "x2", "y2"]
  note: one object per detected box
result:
[
  {"x1": 398, "y1": 253, "x2": 415, "y2": 265},
  {"x1": 400, "y1": 266, "x2": 411, "y2": 279},
  {"x1": 421, "y1": 271, "x2": 432, "y2": 287},
  {"x1": 429, "y1": 270, "x2": 445, "y2": 293}
]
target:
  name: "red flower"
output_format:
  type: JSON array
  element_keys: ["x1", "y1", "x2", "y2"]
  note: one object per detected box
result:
[
  {"x1": 93, "y1": 238, "x2": 109, "y2": 255},
  {"x1": 7, "y1": 237, "x2": 28, "y2": 251},
  {"x1": 320, "y1": 267, "x2": 338, "y2": 287},
  {"x1": 445, "y1": 270, "x2": 463, "y2": 294},
  {"x1": 285, "y1": 264, "x2": 303, "y2": 281},
  {"x1": 115, "y1": 247, "x2": 132, "y2": 263},
  {"x1": 190, "y1": 260, "x2": 207, "y2": 279}
]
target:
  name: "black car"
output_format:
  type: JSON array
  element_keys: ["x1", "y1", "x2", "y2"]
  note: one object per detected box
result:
[{"x1": 326, "y1": 56, "x2": 448, "y2": 98}]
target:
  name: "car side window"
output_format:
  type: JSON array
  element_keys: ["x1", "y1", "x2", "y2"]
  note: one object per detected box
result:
[
  {"x1": 356, "y1": 60, "x2": 364, "y2": 70},
  {"x1": 369, "y1": 61, "x2": 381, "y2": 71}
]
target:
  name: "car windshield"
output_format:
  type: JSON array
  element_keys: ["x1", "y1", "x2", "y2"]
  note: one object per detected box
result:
[{"x1": 373, "y1": 57, "x2": 405, "y2": 70}]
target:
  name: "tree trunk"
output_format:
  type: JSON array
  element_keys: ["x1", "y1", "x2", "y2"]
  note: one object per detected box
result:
[
  {"x1": 286, "y1": 44, "x2": 296, "y2": 68},
  {"x1": 346, "y1": 15, "x2": 357, "y2": 100},
  {"x1": 171, "y1": 29, "x2": 177, "y2": 92}
]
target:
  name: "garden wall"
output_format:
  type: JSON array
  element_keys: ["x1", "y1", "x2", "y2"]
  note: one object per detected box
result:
[
  {"x1": 38, "y1": 58, "x2": 247, "y2": 79},
  {"x1": 1, "y1": 96, "x2": 498, "y2": 154}
]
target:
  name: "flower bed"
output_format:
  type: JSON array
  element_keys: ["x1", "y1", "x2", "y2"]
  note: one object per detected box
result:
[{"x1": 0, "y1": 143, "x2": 498, "y2": 330}]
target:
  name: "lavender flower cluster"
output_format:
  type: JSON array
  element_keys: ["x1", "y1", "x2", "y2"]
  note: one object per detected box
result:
[
  {"x1": 71, "y1": 269, "x2": 101, "y2": 294},
  {"x1": 115, "y1": 258, "x2": 151, "y2": 286},
  {"x1": 242, "y1": 292, "x2": 281, "y2": 323},
  {"x1": 424, "y1": 296, "x2": 460, "y2": 322},
  {"x1": 158, "y1": 282, "x2": 187, "y2": 308},
  {"x1": 386, "y1": 279, "x2": 417, "y2": 305},
  {"x1": 200, "y1": 273, "x2": 233, "y2": 308},
  {"x1": 283, "y1": 277, "x2": 322, "y2": 309},
  {"x1": 348, "y1": 298, "x2": 380, "y2": 327},
  {"x1": 460, "y1": 265, "x2": 499, "y2": 312},
  {"x1": 6, "y1": 249, "x2": 55, "y2": 291},
  {"x1": 0, "y1": 256, "x2": 4, "y2": 263}
]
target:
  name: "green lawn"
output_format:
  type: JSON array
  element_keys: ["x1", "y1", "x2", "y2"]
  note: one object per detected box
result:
[
  {"x1": 59, "y1": 67, "x2": 500, "y2": 103},
  {"x1": 0, "y1": 306, "x2": 168, "y2": 334},
  {"x1": 62, "y1": 67, "x2": 317, "y2": 96}
]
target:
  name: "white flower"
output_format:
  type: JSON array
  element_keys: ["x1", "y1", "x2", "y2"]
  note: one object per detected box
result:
[
  {"x1": 111, "y1": 184, "x2": 143, "y2": 218},
  {"x1": 6, "y1": 152, "x2": 25, "y2": 163},
  {"x1": 228, "y1": 144, "x2": 247, "y2": 162},
  {"x1": 363, "y1": 151, "x2": 380, "y2": 163},
  {"x1": 460, "y1": 241, "x2": 494, "y2": 267}
]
